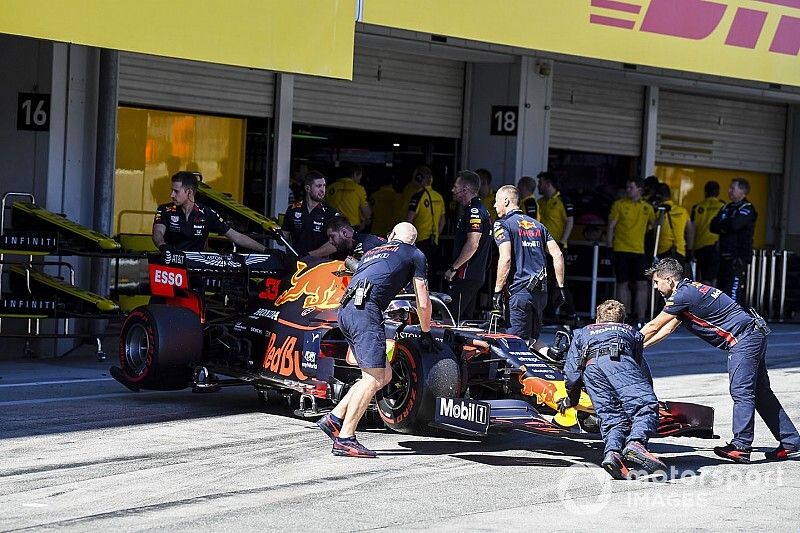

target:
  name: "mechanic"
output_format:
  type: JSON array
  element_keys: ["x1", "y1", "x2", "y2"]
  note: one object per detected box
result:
[
  {"x1": 537, "y1": 172, "x2": 577, "y2": 322},
  {"x1": 690, "y1": 181, "x2": 725, "y2": 285},
  {"x1": 152, "y1": 171, "x2": 267, "y2": 253},
  {"x1": 607, "y1": 178, "x2": 656, "y2": 327},
  {"x1": 444, "y1": 170, "x2": 492, "y2": 322},
  {"x1": 559, "y1": 299, "x2": 665, "y2": 479},
  {"x1": 710, "y1": 177, "x2": 757, "y2": 306},
  {"x1": 654, "y1": 183, "x2": 694, "y2": 264},
  {"x1": 516, "y1": 175, "x2": 539, "y2": 220},
  {"x1": 326, "y1": 163, "x2": 371, "y2": 230},
  {"x1": 281, "y1": 170, "x2": 340, "y2": 258},
  {"x1": 406, "y1": 167, "x2": 445, "y2": 269},
  {"x1": 641, "y1": 257, "x2": 800, "y2": 463},
  {"x1": 324, "y1": 215, "x2": 385, "y2": 261},
  {"x1": 316, "y1": 222, "x2": 437, "y2": 458},
  {"x1": 492, "y1": 185, "x2": 565, "y2": 352}
]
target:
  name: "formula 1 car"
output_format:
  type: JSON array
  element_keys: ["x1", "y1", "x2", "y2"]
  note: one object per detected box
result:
[{"x1": 111, "y1": 251, "x2": 715, "y2": 441}]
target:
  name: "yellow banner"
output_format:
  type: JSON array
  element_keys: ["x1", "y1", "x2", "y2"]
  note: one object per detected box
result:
[
  {"x1": 363, "y1": 0, "x2": 800, "y2": 87},
  {"x1": 0, "y1": 0, "x2": 356, "y2": 79}
]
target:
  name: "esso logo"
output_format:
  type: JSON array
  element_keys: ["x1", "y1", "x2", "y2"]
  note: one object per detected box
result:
[{"x1": 154, "y1": 269, "x2": 184, "y2": 286}]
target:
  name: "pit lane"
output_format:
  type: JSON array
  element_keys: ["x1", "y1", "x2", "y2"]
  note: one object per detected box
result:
[{"x1": 1, "y1": 326, "x2": 799, "y2": 531}]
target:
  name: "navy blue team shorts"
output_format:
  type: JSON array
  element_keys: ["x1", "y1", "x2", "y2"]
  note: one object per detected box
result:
[{"x1": 337, "y1": 302, "x2": 387, "y2": 369}]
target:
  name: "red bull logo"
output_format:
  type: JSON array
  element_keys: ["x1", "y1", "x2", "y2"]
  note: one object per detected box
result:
[
  {"x1": 590, "y1": 0, "x2": 800, "y2": 56},
  {"x1": 518, "y1": 219, "x2": 535, "y2": 230},
  {"x1": 274, "y1": 260, "x2": 346, "y2": 310},
  {"x1": 519, "y1": 375, "x2": 559, "y2": 406}
]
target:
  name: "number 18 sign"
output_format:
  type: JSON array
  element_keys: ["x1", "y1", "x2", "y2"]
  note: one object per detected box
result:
[
  {"x1": 490, "y1": 105, "x2": 517, "y2": 136},
  {"x1": 17, "y1": 93, "x2": 50, "y2": 132}
]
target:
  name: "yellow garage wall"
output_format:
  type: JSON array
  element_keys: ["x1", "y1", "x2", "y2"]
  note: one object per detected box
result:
[
  {"x1": 363, "y1": 0, "x2": 800, "y2": 87},
  {"x1": 1, "y1": 0, "x2": 356, "y2": 79},
  {"x1": 114, "y1": 107, "x2": 245, "y2": 235},
  {"x1": 654, "y1": 165, "x2": 767, "y2": 248}
]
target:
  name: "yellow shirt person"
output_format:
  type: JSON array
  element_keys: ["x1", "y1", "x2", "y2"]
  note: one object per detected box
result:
[
  {"x1": 656, "y1": 200, "x2": 691, "y2": 256},
  {"x1": 608, "y1": 197, "x2": 655, "y2": 254},
  {"x1": 326, "y1": 176, "x2": 369, "y2": 228},
  {"x1": 407, "y1": 184, "x2": 445, "y2": 243},
  {"x1": 692, "y1": 196, "x2": 725, "y2": 250},
  {"x1": 369, "y1": 184, "x2": 401, "y2": 236}
]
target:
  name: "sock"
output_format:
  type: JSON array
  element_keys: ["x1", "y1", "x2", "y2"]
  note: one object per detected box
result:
[{"x1": 330, "y1": 413, "x2": 343, "y2": 426}]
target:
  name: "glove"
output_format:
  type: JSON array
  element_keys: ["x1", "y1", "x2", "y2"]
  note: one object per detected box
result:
[
  {"x1": 553, "y1": 287, "x2": 566, "y2": 308},
  {"x1": 419, "y1": 331, "x2": 440, "y2": 353},
  {"x1": 556, "y1": 397, "x2": 572, "y2": 415},
  {"x1": 158, "y1": 243, "x2": 176, "y2": 256},
  {"x1": 492, "y1": 291, "x2": 504, "y2": 314}
]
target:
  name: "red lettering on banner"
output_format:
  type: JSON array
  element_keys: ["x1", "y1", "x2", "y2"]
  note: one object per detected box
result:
[
  {"x1": 589, "y1": 0, "x2": 800, "y2": 58},
  {"x1": 263, "y1": 333, "x2": 308, "y2": 381}
]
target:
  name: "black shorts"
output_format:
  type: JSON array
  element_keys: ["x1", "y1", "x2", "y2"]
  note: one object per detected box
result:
[
  {"x1": 613, "y1": 252, "x2": 648, "y2": 283},
  {"x1": 694, "y1": 244, "x2": 720, "y2": 281},
  {"x1": 337, "y1": 302, "x2": 387, "y2": 369}
]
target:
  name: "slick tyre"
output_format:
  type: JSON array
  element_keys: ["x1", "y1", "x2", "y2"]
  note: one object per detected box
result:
[
  {"x1": 118, "y1": 305, "x2": 202, "y2": 390},
  {"x1": 376, "y1": 338, "x2": 460, "y2": 434}
]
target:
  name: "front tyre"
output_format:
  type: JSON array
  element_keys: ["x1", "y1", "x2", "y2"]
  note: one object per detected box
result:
[
  {"x1": 376, "y1": 338, "x2": 460, "y2": 434},
  {"x1": 116, "y1": 305, "x2": 202, "y2": 390}
]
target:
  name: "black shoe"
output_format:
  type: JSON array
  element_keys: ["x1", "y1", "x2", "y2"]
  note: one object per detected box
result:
[
  {"x1": 316, "y1": 413, "x2": 342, "y2": 442},
  {"x1": 332, "y1": 436, "x2": 377, "y2": 458},
  {"x1": 602, "y1": 451, "x2": 630, "y2": 480},
  {"x1": 623, "y1": 441, "x2": 667, "y2": 474},
  {"x1": 764, "y1": 445, "x2": 800, "y2": 461},
  {"x1": 713, "y1": 442, "x2": 751, "y2": 464}
]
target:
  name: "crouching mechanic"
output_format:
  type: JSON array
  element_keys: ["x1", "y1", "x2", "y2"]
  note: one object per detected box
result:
[
  {"x1": 317, "y1": 222, "x2": 438, "y2": 457},
  {"x1": 641, "y1": 257, "x2": 800, "y2": 463},
  {"x1": 558, "y1": 299, "x2": 666, "y2": 479},
  {"x1": 325, "y1": 215, "x2": 385, "y2": 261}
]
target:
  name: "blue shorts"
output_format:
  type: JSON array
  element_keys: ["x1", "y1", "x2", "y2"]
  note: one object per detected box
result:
[{"x1": 337, "y1": 302, "x2": 387, "y2": 369}]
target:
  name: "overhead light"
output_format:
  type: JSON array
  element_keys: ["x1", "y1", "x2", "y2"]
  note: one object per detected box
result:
[
  {"x1": 291, "y1": 133, "x2": 328, "y2": 140},
  {"x1": 392, "y1": 143, "x2": 400, "y2": 147}
]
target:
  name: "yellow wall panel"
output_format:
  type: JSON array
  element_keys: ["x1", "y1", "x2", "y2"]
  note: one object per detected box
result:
[{"x1": 115, "y1": 107, "x2": 245, "y2": 235}]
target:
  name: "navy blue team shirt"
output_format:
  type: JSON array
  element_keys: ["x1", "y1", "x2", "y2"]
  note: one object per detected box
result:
[
  {"x1": 348, "y1": 240, "x2": 427, "y2": 311},
  {"x1": 662, "y1": 278, "x2": 755, "y2": 349},
  {"x1": 493, "y1": 209, "x2": 553, "y2": 293},
  {"x1": 452, "y1": 197, "x2": 492, "y2": 282}
]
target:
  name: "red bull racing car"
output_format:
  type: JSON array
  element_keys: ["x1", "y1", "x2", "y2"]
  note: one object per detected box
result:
[{"x1": 111, "y1": 250, "x2": 715, "y2": 441}]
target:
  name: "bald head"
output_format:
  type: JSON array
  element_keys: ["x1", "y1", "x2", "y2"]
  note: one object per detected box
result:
[
  {"x1": 494, "y1": 185, "x2": 520, "y2": 217},
  {"x1": 390, "y1": 222, "x2": 417, "y2": 244}
]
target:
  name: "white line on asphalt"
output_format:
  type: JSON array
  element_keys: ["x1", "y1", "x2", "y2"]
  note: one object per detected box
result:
[
  {"x1": 0, "y1": 378, "x2": 115, "y2": 388},
  {"x1": 0, "y1": 392, "x2": 155, "y2": 406}
]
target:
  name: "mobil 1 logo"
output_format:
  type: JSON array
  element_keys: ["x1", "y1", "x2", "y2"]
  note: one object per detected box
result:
[
  {"x1": 17, "y1": 93, "x2": 50, "y2": 131},
  {"x1": 433, "y1": 397, "x2": 490, "y2": 436}
]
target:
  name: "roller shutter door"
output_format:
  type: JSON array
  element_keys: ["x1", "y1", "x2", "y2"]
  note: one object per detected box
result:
[
  {"x1": 657, "y1": 91, "x2": 786, "y2": 173},
  {"x1": 118, "y1": 52, "x2": 274, "y2": 117},
  {"x1": 550, "y1": 71, "x2": 644, "y2": 156},
  {"x1": 293, "y1": 47, "x2": 464, "y2": 138}
]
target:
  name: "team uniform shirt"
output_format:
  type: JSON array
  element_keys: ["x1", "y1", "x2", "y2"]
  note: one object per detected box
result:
[
  {"x1": 609, "y1": 198, "x2": 656, "y2": 254},
  {"x1": 662, "y1": 279, "x2": 755, "y2": 349},
  {"x1": 563, "y1": 322, "x2": 646, "y2": 403},
  {"x1": 369, "y1": 185, "x2": 401, "y2": 236},
  {"x1": 452, "y1": 197, "x2": 492, "y2": 282},
  {"x1": 493, "y1": 209, "x2": 553, "y2": 293},
  {"x1": 153, "y1": 202, "x2": 229, "y2": 251},
  {"x1": 400, "y1": 181, "x2": 419, "y2": 220},
  {"x1": 408, "y1": 185, "x2": 445, "y2": 242},
  {"x1": 349, "y1": 240, "x2": 428, "y2": 311},
  {"x1": 710, "y1": 199, "x2": 757, "y2": 259},
  {"x1": 352, "y1": 232, "x2": 385, "y2": 257},
  {"x1": 326, "y1": 177, "x2": 369, "y2": 227},
  {"x1": 522, "y1": 194, "x2": 539, "y2": 220},
  {"x1": 281, "y1": 200, "x2": 340, "y2": 257},
  {"x1": 538, "y1": 191, "x2": 574, "y2": 243},
  {"x1": 657, "y1": 200, "x2": 690, "y2": 256},
  {"x1": 691, "y1": 196, "x2": 725, "y2": 250}
]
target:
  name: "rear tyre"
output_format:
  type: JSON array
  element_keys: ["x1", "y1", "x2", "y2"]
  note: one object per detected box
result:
[
  {"x1": 376, "y1": 338, "x2": 460, "y2": 434},
  {"x1": 117, "y1": 305, "x2": 202, "y2": 390}
]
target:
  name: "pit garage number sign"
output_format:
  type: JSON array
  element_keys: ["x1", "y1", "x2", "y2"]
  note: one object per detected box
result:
[
  {"x1": 490, "y1": 105, "x2": 517, "y2": 136},
  {"x1": 17, "y1": 93, "x2": 50, "y2": 132}
]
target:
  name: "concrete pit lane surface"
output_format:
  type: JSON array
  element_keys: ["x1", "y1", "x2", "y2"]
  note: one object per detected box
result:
[{"x1": 1, "y1": 326, "x2": 799, "y2": 531}]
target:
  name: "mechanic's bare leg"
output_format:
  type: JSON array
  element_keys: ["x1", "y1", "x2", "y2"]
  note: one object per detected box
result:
[
  {"x1": 335, "y1": 362, "x2": 392, "y2": 438},
  {"x1": 635, "y1": 280, "x2": 648, "y2": 323}
]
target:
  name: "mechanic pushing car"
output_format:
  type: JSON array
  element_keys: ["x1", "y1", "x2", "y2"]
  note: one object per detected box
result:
[
  {"x1": 642, "y1": 257, "x2": 800, "y2": 463},
  {"x1": 317, "y1": 222, "x2": 437, "y2": 458},
  {"x1": 559, "y1": 299, "x2": 666, "y2": 479},
  {"x1": 492, "y1": 185, "x2": 565, "y2": 352},
  {"x1": 153, "y1": 171, "x2": 267, "y2": 253},
  {"x1": 324, "y1": 215, "x2": 385, "y2": 261}
]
